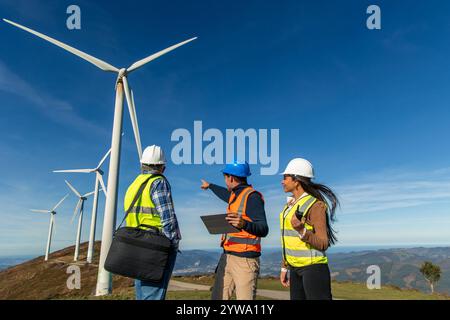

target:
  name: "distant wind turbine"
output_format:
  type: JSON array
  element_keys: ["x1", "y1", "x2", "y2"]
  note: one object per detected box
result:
[
  {"x1": 30, "y1": 194, "x2": 69, "y2": 261},
  {"x1": 54, "y1": 148, "x2": 111, "y2": 264},
  {"x1": 4, "y1": 18, "x2": 196, "y2": 295},
  {"x1": 65, "y1": 180, "x2": 96, "y2": 262}
]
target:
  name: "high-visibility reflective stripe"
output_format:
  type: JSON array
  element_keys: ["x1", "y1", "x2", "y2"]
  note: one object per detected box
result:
[
  {"x1": 280, "y1": 195, "x2": 330, "y2": 267},
  {"x1": 128, "y1": 206, "x2": 158, "y2": 215},
  {"x1": 296, "y1": 196, "x2": 316, "y2": 217},
  {"x1": 236, "y1": 188, "x2": 254, "y2": 214},
  {"x1": 223, "y1": 187, "x2": 261, "y2": 253},
  {"x1": 283, "y1": 229, "x2": 300, "y2": 237},
  {"x1": 227, "y1": 237, "x2": 261, "y2": 245},
  {"x1": 224, "y1": 187, "x2": 254, "y2": 242},
  {"x1": 285, "y1": 248, "x2": 326, "y2": 258},
  {"x1": 126, "y1": 212, "x2": 158, "y2": 219}
]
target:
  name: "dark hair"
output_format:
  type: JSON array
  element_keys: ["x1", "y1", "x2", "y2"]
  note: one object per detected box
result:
[
  {"x1": 141, "y1": 164, "x2": 165, "y2": 172},
  {"x1": 293, "y1": 175, "x2": 339, "y2": 246},
  {"x1": 224, "y1": 174, "x2": 248, "y2": 185}
]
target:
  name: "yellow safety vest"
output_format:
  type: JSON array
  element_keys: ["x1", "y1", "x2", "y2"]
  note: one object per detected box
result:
[
  {"x1": 124, "y1": 174, "x2": 162, "y2": 230},
  {"x1": 280, "y1": 194, "x2": 328, "y2": 268}
]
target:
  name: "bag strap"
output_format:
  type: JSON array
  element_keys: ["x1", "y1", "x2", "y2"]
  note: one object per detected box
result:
[{"x1": 115, "y1": 175, "x2": 156, "y2": 232}]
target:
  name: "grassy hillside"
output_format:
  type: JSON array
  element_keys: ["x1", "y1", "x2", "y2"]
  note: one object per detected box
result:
[
  {"x1": 0, "y1": 242, "x2": 448, "y2": 300},
  {"x1": 175, "y1": 275, "x2": 450, "y2": 300}
]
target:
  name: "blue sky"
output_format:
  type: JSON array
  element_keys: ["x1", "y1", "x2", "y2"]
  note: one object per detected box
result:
[{"x1": 1, "y1": 0, "x2": 450, "y2": 257}]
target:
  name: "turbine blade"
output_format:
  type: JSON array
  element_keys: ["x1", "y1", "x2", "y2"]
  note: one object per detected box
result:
[
  {"x1": 130, "y1": 89, "x2": 143, "y2": 159},
  {"x1": 30, "y1": 209, "x2": 51, "y2": 213},
  {"x1": 96, "y1": 149, "x2": 111, "y2": 169},
  {"x1": 122, "y1": 77, "x2": 143, "y2": 160},
  {"x1": 53, "y1": 169, "x2": 94, "y2": 173},
  {"x1": 71, "y1": 199, "x2": 82, "y2": 224},
  {"x1": 83, "y1": 190, "x2": 96, "y2": 198},
  {"x1": 98, "y1": 175, "x2": 107, "y2": 197},
  {"x1": 3, "y1": 19, "x2": 119, "y2": 73},
  {"x1": 52, "y1": 194, "x2": 69, "y2": 211},
  {"x1": 65, "y1": 180, "x2": 82, "y2": 198},
  {"x1": 126, "y1": 37, "x2": 197, "y2": 73}
]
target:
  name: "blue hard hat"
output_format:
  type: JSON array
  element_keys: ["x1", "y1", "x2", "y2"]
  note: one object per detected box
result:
[{"x1": 221, "y1": 161, "x2": 252, "y2": 178}]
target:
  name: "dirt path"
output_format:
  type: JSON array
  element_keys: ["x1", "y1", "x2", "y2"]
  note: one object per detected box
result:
[
  {"x1": 168, "y1": 280, "x2": 290, "y2": 299},
  {"x1": 169, "y1": 280, "x2": 211, "y2": 291}
]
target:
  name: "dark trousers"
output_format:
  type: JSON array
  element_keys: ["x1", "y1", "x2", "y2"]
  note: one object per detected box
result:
[{"x1": 290, "y1": 263, "x2": 332, "y2": 300}]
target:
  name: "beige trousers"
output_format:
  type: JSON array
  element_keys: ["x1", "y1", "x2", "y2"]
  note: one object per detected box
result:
[{"x1": 211, "y1": 253, "x2": 260, "y2": 300}]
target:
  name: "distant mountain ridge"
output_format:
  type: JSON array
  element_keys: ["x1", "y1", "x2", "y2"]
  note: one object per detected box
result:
[
  {"x1": 0, "y1": 257, "x2": 33, "y2": 271},
  {"x1": 173, "y1": 247, "x2": 450, "y2": 294},
  {"x1": 1, "y1": 246, "x2": 448, "y2": 296}
]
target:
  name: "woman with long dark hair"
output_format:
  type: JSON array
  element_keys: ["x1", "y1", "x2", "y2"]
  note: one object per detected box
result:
[{"x1": 279, "y1": 158, "x2": 338, "y2": 300}]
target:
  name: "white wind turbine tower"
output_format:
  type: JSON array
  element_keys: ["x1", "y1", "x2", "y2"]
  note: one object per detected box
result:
[
  {"x1": 54, "y1": 148, "x2": 110, "y2": 264},
  {"x1": 3, "y1": 18, "x2": 197, "y2": 295},
  {"x1": 30, "y1": 194, "x2": 69, "y2": 261},
  {"x1": 65, "y1": 180, "x2": 96, "y2": 262}
]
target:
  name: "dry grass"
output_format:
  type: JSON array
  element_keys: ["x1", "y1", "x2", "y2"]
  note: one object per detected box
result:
[{"x1": 1, "y1": 245, "x2": 448, "y2": 300}]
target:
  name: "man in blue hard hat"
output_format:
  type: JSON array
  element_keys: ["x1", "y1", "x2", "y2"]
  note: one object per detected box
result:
[{"x1": 200, "y1": 161, "x2": 268, "y2": 300}]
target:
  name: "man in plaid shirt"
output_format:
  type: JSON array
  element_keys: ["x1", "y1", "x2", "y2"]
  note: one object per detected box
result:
[
  {"x1": 126, "y1": 145, "x2": 181, "y2": 300},
  {"x1": 148, "y1": 170, "x2": 181, "y2": 246}
]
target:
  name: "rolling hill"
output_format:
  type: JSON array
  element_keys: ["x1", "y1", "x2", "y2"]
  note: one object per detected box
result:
[
  {"x1": 174, "y1": 247, "x2": 450, "y2": 295},
  {"x1": 0, "y1": 242, "x2": 448, "y2": 299}
]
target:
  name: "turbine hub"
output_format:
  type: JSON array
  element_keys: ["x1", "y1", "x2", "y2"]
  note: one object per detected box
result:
[
  {"x1": 115, "y1": 68, "x2": 127, "y2": 87},
  {"x1": 118, "y1": 68, "x2": 127, "y2": 77}
]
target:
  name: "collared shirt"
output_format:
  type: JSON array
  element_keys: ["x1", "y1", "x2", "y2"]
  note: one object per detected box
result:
[
  {"x1": 284, "y1": 192, "x2": 309, "y2": 218},
  {"x1": 143, "y1": 170, "x2": 181, "y2": 245}
]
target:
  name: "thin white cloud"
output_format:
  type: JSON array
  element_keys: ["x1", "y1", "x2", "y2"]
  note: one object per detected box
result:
[
  {"x1": 335, "y1": 168, "x2": 450, "y2": 214},
  {"x1": 0, "y1": 60, "x2": 108, "y2": 137},
  {"x1": 252, "y1": 167, "x2": 450, "y2": 216}
]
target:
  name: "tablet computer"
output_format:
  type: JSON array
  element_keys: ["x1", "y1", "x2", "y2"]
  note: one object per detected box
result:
[{"x1": 200, "y1": 213, "x2": 240, "y2": 234}]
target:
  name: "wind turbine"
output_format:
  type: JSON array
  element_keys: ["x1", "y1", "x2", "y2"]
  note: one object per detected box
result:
[
  {"x1": 3, "y1": 18, "x2": 197, "y2": 295},
  {"x1": 54, "y1": 148, "x2": 110, "y2": 264},
  {"x1": 65, "y1": 180, "x2": 96, "y2": 262},
  {"x1": 30, "y1": 194, "x2": 69, "y2": 261}
]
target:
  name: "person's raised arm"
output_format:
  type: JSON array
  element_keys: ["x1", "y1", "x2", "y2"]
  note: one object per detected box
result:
[{"x1": 200, "y1": 179, "x2": 230, "y2": 203}]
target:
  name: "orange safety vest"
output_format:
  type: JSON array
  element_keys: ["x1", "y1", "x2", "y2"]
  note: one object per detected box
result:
[{"x1": 221, "y1": 186, "x2": 263, "y2": 253}]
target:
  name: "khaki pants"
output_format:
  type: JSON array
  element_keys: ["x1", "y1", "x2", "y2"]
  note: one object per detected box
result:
[{"x1": 211, "y1": 253, "x2": 260, "y2": 300}]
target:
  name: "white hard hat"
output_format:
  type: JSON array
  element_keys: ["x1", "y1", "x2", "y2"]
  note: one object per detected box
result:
[
  {"x1": 140, "y1": 145, "x2": 166, "y2": 165},
  {"x1": 281, "y1": 158, "x2": 314, "y2": 178}
]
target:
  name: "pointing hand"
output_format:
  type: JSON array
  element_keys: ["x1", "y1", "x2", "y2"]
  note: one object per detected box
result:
[{"x1": 200, "y1": 179, "x2": 210, "y2": 190}]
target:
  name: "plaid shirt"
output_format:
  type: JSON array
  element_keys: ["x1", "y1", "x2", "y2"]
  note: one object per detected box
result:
[{"x1": 144, "y1": 170, "x2": 181, "y2": 245}]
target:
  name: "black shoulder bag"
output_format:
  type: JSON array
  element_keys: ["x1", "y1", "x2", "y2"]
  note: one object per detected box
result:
[{"x1": 104, "y1": 176, "x2": 173, "y2": 282}]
